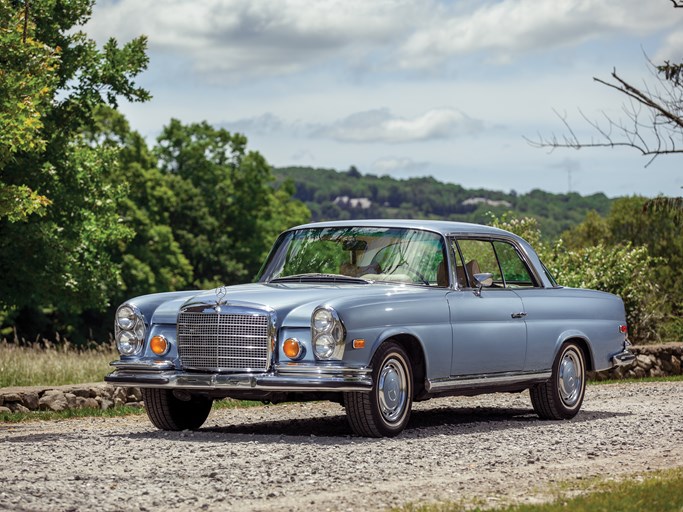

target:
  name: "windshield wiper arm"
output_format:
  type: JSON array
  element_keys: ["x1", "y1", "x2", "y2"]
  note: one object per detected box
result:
[{"x1": 269, "y1": 273, "x2": 370, "y2": 284}]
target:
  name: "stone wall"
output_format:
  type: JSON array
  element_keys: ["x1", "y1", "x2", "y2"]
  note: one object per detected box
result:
[
  {"x1": 1, "y1": 343, "x2": 681, "y2": 413},
  {"x1": 589, "y1": 343, "x2": 683, "y2": 380},
  {"x1": 0, "y1": 383, "x2": 142, "y2": 414}
]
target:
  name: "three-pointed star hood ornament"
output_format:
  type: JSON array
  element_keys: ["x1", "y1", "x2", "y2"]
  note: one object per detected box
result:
[{"x1": 215, "y1": 285, "x2": 227, "y2": 311}]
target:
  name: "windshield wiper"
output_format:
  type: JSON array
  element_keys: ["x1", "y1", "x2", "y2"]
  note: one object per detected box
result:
[{"x1": 269, "y1": 273, "x2": 370, "y2": 284}]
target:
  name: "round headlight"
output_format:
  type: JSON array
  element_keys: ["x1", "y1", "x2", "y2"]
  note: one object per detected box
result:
[
  {"x1": 314, "y1": 334, "x2": 336, "y2": 359},
  {"x1": 313, "y1": 308, "x2": 334, "y2": 332},
  {"x1": 116, "y1": 305, "x2": 137, "y2": 330},
  {"x1": 116, "y1": 330, "x2": 140, "y2": 356}
]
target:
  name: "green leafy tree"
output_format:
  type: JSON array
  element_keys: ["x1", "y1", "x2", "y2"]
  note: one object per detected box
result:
[
  {"x1": 83, "y1": 107, "x2": 193, "y2": 304},
  {"x1": 0, "y1": 0, "x2": 150, "y2": 340},
  {"x1": 155, "y1": 120, "x2": 310, "y2": 288},
  {"x1": 0, "y1": 0, "x2": 59, "y2": 220}
]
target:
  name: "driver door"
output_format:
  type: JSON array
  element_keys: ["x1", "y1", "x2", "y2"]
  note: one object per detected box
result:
[{"x1": 447, "y1": 238, "x2": 528, "y2": 376}]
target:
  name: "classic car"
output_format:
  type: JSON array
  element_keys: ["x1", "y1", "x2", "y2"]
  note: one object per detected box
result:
[{"x1": 106, "y1": 220, "x2": 635, "y2": 437}]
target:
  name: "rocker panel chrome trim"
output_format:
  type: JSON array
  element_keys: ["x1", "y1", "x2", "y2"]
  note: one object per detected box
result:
[{"x1": 426, "y1": 371, "x2": 552, "y2": 392}]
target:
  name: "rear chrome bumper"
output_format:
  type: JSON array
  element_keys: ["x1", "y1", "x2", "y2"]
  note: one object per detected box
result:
[
  {"x1": 105, "y1": 360, "x2": 372, "y2": 392},
  {"x1": 611, "y1": 339, "x2": 636, "y2": 367}
]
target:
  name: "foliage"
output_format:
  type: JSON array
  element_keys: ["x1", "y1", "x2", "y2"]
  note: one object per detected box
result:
[
  {"x1": 550, "y1": 242, "x2": 663, "y2": 342},
  {"x1": 0, "y1": 0, "x2": 149, "y2": 340},
  {"x1": 562, "y1": 196, "x2": 683, "y2": 340},
  {"x1": 275, "y1": 166, "x2": 612, "y2": 239},
  {"x1": 0, "y1": 0, "x2": 59, "y2": 220},
  {"x1": 491, "y1": 214, "x2": 664, "y2": 342},
  {"x1": 83, "y1": 107, "x2": 194, "y2": 303},
  {"x1": 153, "y1": 119, "x2": 310, "y2": 289},
  {"x1": 0, "y1": 339, "x2": 117, "y2": 387}
]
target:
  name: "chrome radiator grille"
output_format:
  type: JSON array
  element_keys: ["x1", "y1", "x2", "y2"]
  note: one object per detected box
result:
[{"x1": 177, "y1": 311, "x2": 271, "y2": 372}]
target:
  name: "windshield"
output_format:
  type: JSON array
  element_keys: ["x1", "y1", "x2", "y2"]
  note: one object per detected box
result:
[{"x1": 259, "y1": 227, "x2": 448, "y2": 287}]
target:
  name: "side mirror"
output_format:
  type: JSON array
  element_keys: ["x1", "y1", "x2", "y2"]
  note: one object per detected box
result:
[{"x1": 473, "y1": 272, "x2": 493, "y2": 296}]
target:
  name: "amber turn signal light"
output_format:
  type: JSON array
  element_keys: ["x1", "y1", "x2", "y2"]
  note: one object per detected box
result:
[
  {"x1": 283, "y1": 338, "x2": 303, "y2": 359},
  {"x1": 150, "y1": 335, "x2": 169, "y2": 355},
  {"x1": 352, "y1": 339, "x2": 365, "y2": 349}
]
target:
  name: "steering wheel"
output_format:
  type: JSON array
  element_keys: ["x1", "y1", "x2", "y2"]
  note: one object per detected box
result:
[{"x1": 398, "y1": 264, "x2": 430, "y2": 285}]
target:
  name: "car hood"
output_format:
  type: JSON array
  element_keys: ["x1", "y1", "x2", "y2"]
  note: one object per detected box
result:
[{"x1": 148, "y1": 282, "x2": 432, "y2": 328}]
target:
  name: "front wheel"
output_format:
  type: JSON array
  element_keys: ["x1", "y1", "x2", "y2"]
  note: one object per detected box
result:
[
  {"x1": 141, "y1": 388, "x2": 213, "y2": 431},
  {"x1": 344, "y1": 341, "x2": 413, "y2": 437},
  {"x1": 530, "y1": 341, "x2": 586, "y2": 420}
]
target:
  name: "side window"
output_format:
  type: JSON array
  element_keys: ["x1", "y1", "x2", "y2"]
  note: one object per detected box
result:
[
  {"x1": 454, "y1": 238, "x2": 537, "y2": 288},
  {"x1": 493, "y1": 241, "x2": 535, "y2": 287},
  {"x1": 456, "y1": 239, "x2": 503, "y2": 286},
  {"x1": 450, "y1": 241, "x2": 468, "y2": 288}
]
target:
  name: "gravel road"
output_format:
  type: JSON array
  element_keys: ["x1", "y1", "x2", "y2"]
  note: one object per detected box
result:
[{"x1": 1, "y1": 381, "x2": 682, "y2": 512}]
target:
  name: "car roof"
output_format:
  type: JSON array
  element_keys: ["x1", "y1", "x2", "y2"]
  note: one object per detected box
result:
[{"x1": 290, "y1": 219, "x2": 513, "y2": 237}]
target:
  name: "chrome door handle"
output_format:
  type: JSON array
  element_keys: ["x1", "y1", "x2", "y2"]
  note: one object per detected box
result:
[{"x1": 511, "y1": 312, "x2": 527, "y2": 319}]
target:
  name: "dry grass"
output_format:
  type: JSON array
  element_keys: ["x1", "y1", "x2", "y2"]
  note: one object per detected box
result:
[{"x1": 0, "y1": 340, "x2": 117, "y2": 388}]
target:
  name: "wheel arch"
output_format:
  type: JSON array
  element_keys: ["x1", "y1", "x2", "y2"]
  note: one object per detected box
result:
[
  {"x1": 371, "y1": 332, "x2": 428, "y2": 400},
  {"x1": 557, "y1": 333, "x2": 594, "y2": 372}
]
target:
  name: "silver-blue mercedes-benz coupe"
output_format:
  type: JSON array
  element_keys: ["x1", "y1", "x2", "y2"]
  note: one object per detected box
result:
[{"x1": 106, "y1": 220, "x2": 634, "y2": 437}]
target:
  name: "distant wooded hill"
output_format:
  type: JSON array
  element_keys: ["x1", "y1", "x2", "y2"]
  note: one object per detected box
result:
[{"x1": 274, "y1": 166, "x2": 612, "y2": 238}]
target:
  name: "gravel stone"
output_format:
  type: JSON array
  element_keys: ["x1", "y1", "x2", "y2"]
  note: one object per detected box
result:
[{"x1": 0, "y1": 382, "x2": 681, "y2": 511}]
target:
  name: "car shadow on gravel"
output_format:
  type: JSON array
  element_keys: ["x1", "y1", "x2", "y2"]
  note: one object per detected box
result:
[{"x1": 100, "y1": 406, "x2": 630, "y2": 445}]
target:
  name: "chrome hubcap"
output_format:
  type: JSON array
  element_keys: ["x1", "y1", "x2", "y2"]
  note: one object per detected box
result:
[
  {"x1": 378, "y1": 357, "x2": 408, "y2": 423},
  {"x1": 558, "y1": 349, "x2": 583, "y2": 407}
]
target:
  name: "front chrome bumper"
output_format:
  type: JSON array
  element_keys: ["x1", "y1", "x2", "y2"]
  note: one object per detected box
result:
[
  {"x1": 611, "y1": 339, "x2": 636, "y2": 367},
  {"x1": 105, "y1": 360, "x2": 372, "y2": 392}
]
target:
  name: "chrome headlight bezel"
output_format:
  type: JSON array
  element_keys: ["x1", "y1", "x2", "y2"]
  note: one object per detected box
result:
[
  {"x1": 115, "y1": 303, "x2": 145, "y2": 356},
  {"x1": 311, "y1": 306, "x2": 345, "y2": 360}
]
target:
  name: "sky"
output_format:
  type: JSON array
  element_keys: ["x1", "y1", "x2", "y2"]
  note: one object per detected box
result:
[{"x1": 85, "y1": 0, "x2": 683, "y2": 198}]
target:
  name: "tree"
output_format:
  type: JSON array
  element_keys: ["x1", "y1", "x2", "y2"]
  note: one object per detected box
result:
[
  {"x1": 0, "y1": 0, "x2": 150, "y2": 340},
  {"x1": 527, "y1": 54, "x2": 683, "y2": 222},
  {"x1": 528, "y1": 58, "x2": 683, "y2": 166},
  {"x1": 82, "y1": 106, "x2": 194, "y2": 304},
  {"x1": 0, "y1": 0, "x2": 59, "y2": 220},
  {"x1": 560, "y1": 197, "x2": 683, "y2": 341},
  {"x1": 155, "y1": 120, "x2": 310, "y2": 288}
]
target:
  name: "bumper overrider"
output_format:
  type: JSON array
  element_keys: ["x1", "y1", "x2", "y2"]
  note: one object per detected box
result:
[
  {"x1": 105, "y1": 360, "x2": 373, "y2": 392},
  {"x1": 611, "y1": 339, "x2": 636, "y2": 367}
]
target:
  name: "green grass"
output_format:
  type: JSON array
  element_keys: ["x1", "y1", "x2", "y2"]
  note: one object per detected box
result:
[
  {"x1": 0, "y1": 398, "x2": 264, "y2": 423},
  {"x1": 589, "y1": 374, "x2": 683, "y2": 385},
  {"x1": 0, "y1": 405, "x2": 145, "y2": 423},
  {"x1": 394, "y1": 467, "x2": 683, "y2": 512},
  {"x1": 0, "y1": 340, "x2": 117, "y2": 387}
]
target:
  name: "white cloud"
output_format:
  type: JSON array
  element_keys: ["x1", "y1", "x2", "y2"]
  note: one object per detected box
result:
[
  {"x1": 398, "y1": 0, "x2": 674, "y2": 69},
  {"x1": 219, "y1": 113, "x2": 285, "y2": 135},
  {"x1": 656, "y1": 29, "x2": 683, "y2": 62},
  {"x1": 87, "y1": 0, "x2": 416, "y2": 78},
  {"x1": 372, "y1": 157, "x2": 429, "y2": 174},
  {"x1": 86, "y1": 0, "x2": 676, "y2": 81},
  {"x1": 314, "y1": 108, "x2": 484, "y2": 143}
]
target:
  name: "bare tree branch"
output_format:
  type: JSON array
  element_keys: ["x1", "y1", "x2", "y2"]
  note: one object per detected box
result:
[{"x1": 526, "y1": 58, "x2": 683, "y2": 167}]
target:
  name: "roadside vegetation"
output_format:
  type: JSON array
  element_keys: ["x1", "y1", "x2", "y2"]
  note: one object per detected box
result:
[
  {"x1": 0, "y1": 340, "x2": 117, "y2": 388},
  {"x1": 395, "y1": 467, "x2": 683, "y2": 512}
]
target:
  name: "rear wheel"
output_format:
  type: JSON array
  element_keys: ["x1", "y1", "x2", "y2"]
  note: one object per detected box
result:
[
  {"x1": 141, "y1": 388, "x2": 213, "y2": 430},
  {"x1": 530, "y1": 341, "x2": 586, "y2": 420},
  {"x1": 345, "y1": 342, "x2": 413, "y2": 437}
]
